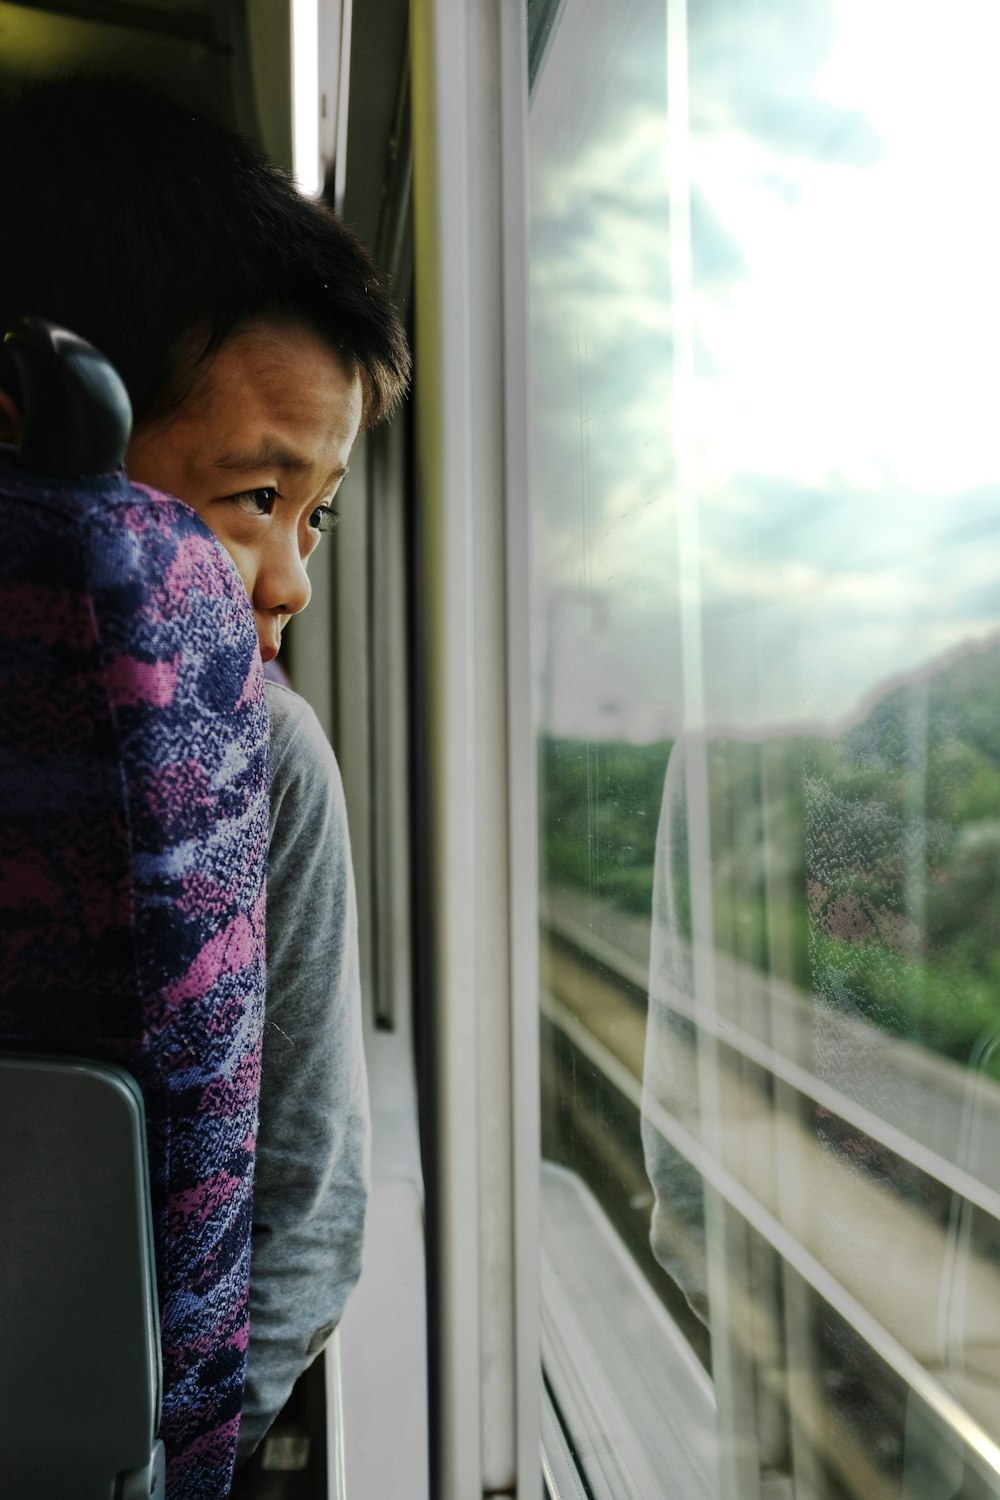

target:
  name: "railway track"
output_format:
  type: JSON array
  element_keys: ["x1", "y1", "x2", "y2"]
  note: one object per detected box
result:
[{"x1": 539, "y1": 890, "x2": 1000, "y2": 1500}]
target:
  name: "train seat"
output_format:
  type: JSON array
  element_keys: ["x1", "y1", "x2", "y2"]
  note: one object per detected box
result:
[
  {"x1": 0, "y1": 320, "x2": 270, "y2": 1499},
  {"x1": 0, "y1": 1053, "x2": 165, "y2": 1500}
]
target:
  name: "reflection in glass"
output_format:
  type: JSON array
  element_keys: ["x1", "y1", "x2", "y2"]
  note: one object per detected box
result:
[{"x1": 528, "y1": 0, "x2": 1000, "y2": 1496}]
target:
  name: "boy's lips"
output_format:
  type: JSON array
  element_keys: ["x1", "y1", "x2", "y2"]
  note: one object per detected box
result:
[{"x1": 258, "y1": 618, "x2": 284, "y2": 663}]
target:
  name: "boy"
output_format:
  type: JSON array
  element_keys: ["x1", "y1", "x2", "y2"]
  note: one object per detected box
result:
[{"x1": 0, "y1": 74, "x2": 409, "y2": 1468}]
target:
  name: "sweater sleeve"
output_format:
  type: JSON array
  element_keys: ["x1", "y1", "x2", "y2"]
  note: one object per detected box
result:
[
  {"x1": 640, "y1": 737, "x2": 709, "y2": 1321},
  {"x1": 237, "y1": 682, "x2": 371, "y2": 1460}
]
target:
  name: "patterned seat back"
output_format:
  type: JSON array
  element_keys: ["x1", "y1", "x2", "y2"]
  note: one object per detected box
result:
[{"x1": 0, "y1": 444, "x2": 268, "y2": 1500}]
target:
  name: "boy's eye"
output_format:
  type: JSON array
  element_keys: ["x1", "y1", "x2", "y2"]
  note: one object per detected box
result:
[
  {"x1": 310, "y1": 504, "x2": 340, "y2": 534},
  {"x1": 231, "y1": 486, "x2": 278, "y2": 515}
]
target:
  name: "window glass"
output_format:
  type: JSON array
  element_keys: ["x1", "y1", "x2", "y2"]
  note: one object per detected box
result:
[{"x1": 527, "y1": 2, "x2": 1000, "y2": 1496}]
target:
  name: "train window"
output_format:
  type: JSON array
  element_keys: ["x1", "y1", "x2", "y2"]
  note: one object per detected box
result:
[{"x1": 527, "y1": 1, "x2": 1000, "y2": 1497}]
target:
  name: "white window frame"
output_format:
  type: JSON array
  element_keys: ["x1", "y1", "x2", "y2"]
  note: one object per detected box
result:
[{"x1": 410, "y1": 1, "x2": 540, "y2": 1496}]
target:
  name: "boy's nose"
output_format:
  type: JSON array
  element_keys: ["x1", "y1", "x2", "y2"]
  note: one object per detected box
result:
[{"x1": 255, "y1": 532, "x2": 312, "y2": 620}]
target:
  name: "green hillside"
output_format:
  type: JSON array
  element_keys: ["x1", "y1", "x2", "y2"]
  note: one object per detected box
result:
[{"x1": 540, "y1": 637, "x2": 1000, "y2": 1075}]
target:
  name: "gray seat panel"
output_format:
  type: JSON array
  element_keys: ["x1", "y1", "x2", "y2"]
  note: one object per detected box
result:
[{"x1": 0, "y1": 1053, "x2": 163, "y2": 1500}]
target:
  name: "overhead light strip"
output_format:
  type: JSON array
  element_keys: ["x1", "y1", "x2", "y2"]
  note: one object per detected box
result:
[{"x1": 292, "y1": 0, "x2": 321, "y2": 197}]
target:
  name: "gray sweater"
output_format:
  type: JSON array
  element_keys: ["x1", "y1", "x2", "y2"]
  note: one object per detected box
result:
[{"x1": 237, "y1": 681, "x2": 371, "y2": 1458}]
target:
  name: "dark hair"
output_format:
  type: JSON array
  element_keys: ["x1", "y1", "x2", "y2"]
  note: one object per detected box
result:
[{"x1": 0, "y1": 75, "x2": 410, "y2": 428}]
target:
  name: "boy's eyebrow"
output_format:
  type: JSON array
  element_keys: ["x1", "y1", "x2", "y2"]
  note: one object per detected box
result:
[
  {"x1": 213, "y1": 438, "x2": 348, "y2": 484},
  {"x1": 214, "y1": 438, "x2": 309, "y2": 472}
]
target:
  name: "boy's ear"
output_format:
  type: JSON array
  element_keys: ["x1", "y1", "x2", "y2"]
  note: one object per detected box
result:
[{"x1": 0, "y1": 387, "x2": 23, "y2": 443}]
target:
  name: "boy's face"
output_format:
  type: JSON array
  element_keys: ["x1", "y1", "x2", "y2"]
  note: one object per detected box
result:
[{"x1": 126, "y1": 320, "x2": 362, "y2": 663}]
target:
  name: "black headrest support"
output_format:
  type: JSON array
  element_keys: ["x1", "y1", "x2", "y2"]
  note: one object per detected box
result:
[{"x1": 0, "y1": 318, "x2": 132, "y2": 479}]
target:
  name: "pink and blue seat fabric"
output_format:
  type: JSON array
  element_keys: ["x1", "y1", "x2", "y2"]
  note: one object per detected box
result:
[{"x1": 0, "y1": 442, "x2": 268, "y2": 1498}]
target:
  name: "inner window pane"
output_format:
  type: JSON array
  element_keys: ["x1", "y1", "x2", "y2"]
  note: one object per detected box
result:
[{"x1": 527, "y1": 2, "x2": 1000, "y2": 1497}]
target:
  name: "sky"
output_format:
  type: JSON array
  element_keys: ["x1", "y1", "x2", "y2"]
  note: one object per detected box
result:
[{"x1": 527, "y1": 0, "x2": 1000, "y2": 740}]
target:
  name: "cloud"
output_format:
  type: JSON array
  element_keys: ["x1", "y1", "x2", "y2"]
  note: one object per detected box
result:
[{"x1": 528, "y1": 0, "x2": 1000, "y2": 744}]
